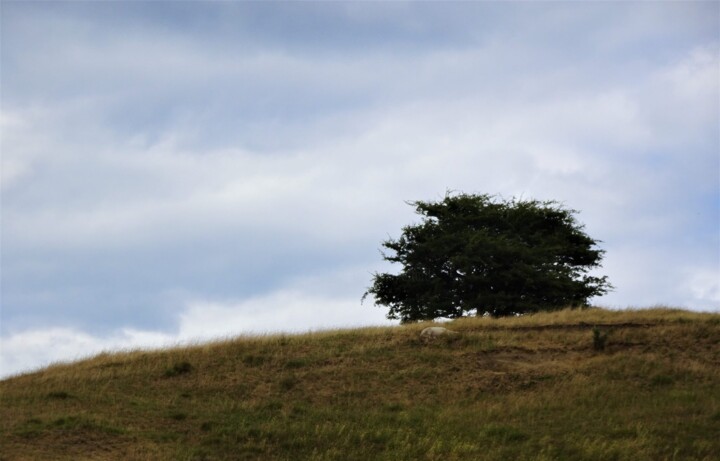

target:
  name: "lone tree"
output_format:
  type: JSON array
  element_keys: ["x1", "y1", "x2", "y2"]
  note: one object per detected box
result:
[{"x1": 363, "y1": 193, "x2": 611, "y2": 322}]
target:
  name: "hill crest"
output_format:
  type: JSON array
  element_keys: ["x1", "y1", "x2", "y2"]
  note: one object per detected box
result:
[{"x1": 2, "y1": 307, "x2": 719, "y2": 460}]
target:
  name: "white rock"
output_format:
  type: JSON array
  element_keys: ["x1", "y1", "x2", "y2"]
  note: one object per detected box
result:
[{"x1": 420, "y1": 326, "x2": 458, "y2": 338}]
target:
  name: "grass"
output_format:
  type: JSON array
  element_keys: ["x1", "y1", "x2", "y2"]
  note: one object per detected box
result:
[{"x1": 1, "y1": 307, "x2": 719, "y2": 460}]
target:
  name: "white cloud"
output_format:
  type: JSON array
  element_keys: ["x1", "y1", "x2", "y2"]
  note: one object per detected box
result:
[
  {"x1": 179, "y1": 292, "x2": 394, "y2": 341},
  {"x1": 0, "y1": 157, "x2": 28, "y2": 189},
  {"x1": 0, "y1": 287, "x2": 395, "y2": 378},
  {"x1": 0, "y1": 326, "x2": 175, "y2": 379},
  {"x1": 637, "y1": 46, "x2": 719, "y2": 147},
  {"x1": 598, "y1": 244, "x2": 720, "y2": 311},
  {"x1": 683, "y1": 267, "x2": 720, "y2": 309},
  {"x1": 660, "y1": 46, "x2": 719, "y2": 101},
  {"x1": 1, "y1": 110, "x2": 34, "y2": 188}
]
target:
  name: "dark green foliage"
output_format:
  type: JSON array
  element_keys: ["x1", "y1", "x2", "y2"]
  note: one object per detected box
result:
[{"x1": 364, "y1": 193, "x2": 611, "y2": 322}]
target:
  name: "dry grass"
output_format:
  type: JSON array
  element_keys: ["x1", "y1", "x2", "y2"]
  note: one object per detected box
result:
[{"x1": 1, "y1": 307, "x2": 719, "y2": 460}]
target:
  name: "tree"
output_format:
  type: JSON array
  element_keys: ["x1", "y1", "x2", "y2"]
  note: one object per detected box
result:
[{"x1": 363, "y1": 193, "x2": 612, "y2": 322}]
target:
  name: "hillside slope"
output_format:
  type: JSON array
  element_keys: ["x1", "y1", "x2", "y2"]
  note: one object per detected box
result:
[{"x1": 1, "y1": 308, "x2": 719, "y2": 460}]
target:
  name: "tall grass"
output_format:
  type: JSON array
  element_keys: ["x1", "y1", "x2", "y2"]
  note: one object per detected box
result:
[{"x1": 1, "y1": 308, "x2": 719, "y2": 460}]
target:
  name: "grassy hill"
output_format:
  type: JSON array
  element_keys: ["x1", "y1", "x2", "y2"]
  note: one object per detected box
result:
[{"x1": 1, "y1": 307, "x2": 719, "y2": 461}]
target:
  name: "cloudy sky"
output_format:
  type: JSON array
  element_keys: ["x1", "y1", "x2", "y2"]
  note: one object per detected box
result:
[{"x1": 1, "y1": 1, "x2": 718, "y2": 377}]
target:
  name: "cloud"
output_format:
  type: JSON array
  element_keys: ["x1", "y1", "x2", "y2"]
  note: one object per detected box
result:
[
  {"x1": 0, "y1": 326, "x2": 175, "y2": 379},
  {"x1": 179, "y1": 292, "x2": 393, "y2": 341},
  {"x1": 684, "y1": 267, "x2": 720, "y2": 308},
  {"x1": 4, "y1": 42, "x2": 717, "y2": 307},
  {"x1": 0, "y1": 285, "x2": 395, "y2": 378}
]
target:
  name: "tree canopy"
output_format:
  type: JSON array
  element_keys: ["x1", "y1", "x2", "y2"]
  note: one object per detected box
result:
[{"x1": 363, "y1": 193, "x2": 612, "y2": 322}]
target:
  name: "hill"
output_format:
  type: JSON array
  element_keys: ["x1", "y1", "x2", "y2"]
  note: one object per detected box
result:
[{"x1": 1, "y1": 308, "x2": 719, "y2": 460}]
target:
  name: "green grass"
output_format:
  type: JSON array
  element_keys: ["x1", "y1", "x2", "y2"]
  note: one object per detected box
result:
[{"x1": 1, "y1": 307, "x2": 719, "y2": 460}]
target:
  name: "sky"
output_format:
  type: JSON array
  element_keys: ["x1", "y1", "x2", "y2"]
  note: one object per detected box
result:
[{"x1": 1, "y1": 1, "x2": 718, "y2": 378}]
